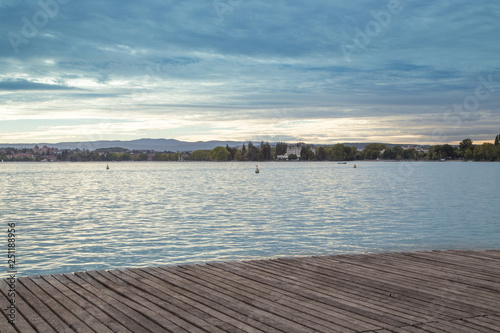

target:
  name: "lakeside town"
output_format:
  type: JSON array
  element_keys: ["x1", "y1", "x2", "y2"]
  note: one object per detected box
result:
[{"x1": 2, "y1": 135, "x2": 500, "y2": 162}]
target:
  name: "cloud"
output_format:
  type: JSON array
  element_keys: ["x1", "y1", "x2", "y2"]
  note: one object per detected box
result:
[
  {"x1": 0, "y1": 79, "x2": 77, "y2": 91},
  {"x1": 0, "y1": 1, "x2": 499, "y2": 144}
]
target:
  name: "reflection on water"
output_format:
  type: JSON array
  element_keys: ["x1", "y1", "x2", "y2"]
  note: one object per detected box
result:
[{"x1": 1, "y1": 161, "x2": 499, "y2": 277}]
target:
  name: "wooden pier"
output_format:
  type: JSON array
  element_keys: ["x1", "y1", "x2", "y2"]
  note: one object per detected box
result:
[{"x1": 1, "y1": 250, "x2": 500, "y2": 332}]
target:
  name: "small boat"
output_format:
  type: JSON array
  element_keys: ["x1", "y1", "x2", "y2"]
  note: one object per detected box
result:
[
  {"x1": 106, "y1": 164, "x2": 109, "y2": 170},
  {"x1": 255, "y1": 165, "x2": 259, "y2": 173},
  {"x1": 338, "y1": 161, "x2": 347, "y2": 164}
]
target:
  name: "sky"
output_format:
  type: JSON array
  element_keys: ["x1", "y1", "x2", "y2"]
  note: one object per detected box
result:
[{"x1": 0, "y1": 0, "x2": 499, "y2": 145}]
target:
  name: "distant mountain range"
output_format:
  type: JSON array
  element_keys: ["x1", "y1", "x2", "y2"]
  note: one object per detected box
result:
[
  {"x1": 0, "y1": 138, "x2": 428, "y2": 151},
  {"x1": 0, "y1": 139, "x2": 247, "y2": 152}
]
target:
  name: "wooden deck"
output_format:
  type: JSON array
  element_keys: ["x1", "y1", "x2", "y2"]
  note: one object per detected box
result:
[{"x1": 1, "y1": 249, "x2": 500, "y2": 332}]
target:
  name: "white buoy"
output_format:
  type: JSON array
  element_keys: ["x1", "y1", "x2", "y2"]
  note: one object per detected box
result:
[{"x1": 255, "y1": 165, "x2": 259, "y2": 173}]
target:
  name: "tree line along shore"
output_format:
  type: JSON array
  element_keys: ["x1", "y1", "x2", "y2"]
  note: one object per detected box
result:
[{"x1": 1, "y1": 136, "x2": 499, "y2": 162}]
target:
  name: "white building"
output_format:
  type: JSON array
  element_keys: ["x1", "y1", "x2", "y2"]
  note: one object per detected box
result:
[{"x1": 286, "y1": 143, "x2": 316, "y2": 158}]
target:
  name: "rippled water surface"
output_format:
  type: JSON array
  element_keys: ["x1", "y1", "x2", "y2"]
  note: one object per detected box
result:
[{"x1": 1, "y1": 161, "x2": 499, "y2": 277}]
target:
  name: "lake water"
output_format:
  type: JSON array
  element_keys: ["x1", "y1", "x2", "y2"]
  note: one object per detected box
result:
[{"x1": 1, "y1": 161, "x2": 499, "y2": 277}]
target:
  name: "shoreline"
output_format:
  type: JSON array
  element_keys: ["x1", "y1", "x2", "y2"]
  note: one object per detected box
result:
[{"x1": 2, "y1": 159, "x2": 498, "y2": 163}]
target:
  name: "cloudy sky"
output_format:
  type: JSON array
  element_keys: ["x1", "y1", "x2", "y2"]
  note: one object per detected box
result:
[{"x1": 1, "y1": 0, "x2": 499, "y2": 145}]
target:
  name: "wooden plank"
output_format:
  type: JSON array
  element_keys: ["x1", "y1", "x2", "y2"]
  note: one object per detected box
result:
[
  {"x1": 381, "y1": 253, "x2": 500, "y2": 285},
  {"x1": 328, "y1": 254, "x2": 500, "y2": 304},
  {"x1": 110, "y1": 268, "x2": 242, "y2": 333},
  {"x1": 403, "y1": 252, "x2": 500, "y2": 278},
  {"x1": 375, "y1": 252, "x2": 500, "y2": 290},
  {"x1": 41, "y1": 274, "x2": 133, "y2": 333},
  {"x1": 263, "y1": 259, "x2": 434, "y2": 322},
  {"x1": 0, "y1": 315, "x2": 17, "y2": 333},
  {"x1": 422, "y1": 320, "x2": 492, "y2": 333},
  {"x1": 72, "y1": 271, "x2": 174, "y2": 333},
  {"x1": 92, "y1": 269, "x2": 214, "y2": 333},
  {"x1": 246, "y1": 259, "x2": 434, "y2": 324},
  {"x1": 405, "y1": 250, "x2": 500, "y2": 269},
  {"x1": 150, "y1": 265, "x2": 317, "y2": 333},
  {"x1": 482, "y1": 250, "x2": 500, "y2": 259},
  {"x1": 1, "y1": 279, "x2": 54, "y2": 332},
  {"x1": 274, "y1": 256, "x2": 471, "y2": 320},
  {"x1": 104, "y1": 269, "x2": 231, "y2": 333},
  {"x1": 265, "y1": 257, "x2": 456, "y2": 322},
  {"x1": 201, "y1": 262, "x2": 389, "y2": 330},
  {"x1": 445, "y1": 250, "x2": 500, "y2": 264},
  {"x1": 123, "y1": 267, "x2": 278, "y2": 332},
  {"x1": 17, "y1": 278, "x2": 77, "y2": 333},
  {"x1": 307, "y1": 255, "x2": 489, "y2": 310},
  {"x1": 23, "y1": 276, "x2": 96, "y2": 333},
  {"x1": 310, "y1": 256, "x2": 498, "y2": 314},
  {"x1": 240, "y1": 259, "x2": 433, "y2": 324},
  {"x1": 444, "y1": 319, "x2": 499, "y2": 333},
  {"x1": 172, "y1": 264, "x2": 355, "y2": 333},
  {"x1": 374, "y1": 252, "x2": 500, "y2": 285},
  {"x1": 83, "y1": 270, "x2": 190, "y2": 333},
  {"x1": 413, "y1": 323, "x2": 454, "y2": 333},
  {"x1": 386, "y1": 325, "x2": 430, "y2": 333},
  {"x1": 0, "y1": 284, "x2": 18, "y2": 333},
  {"x1": 4, "y1": 250, "x2": 500, "y2": 332},
  {"x1": 480, "y1": 315, "x2": 500, "y2": 326},
  {"x1": 211, "y1": 260, "x2": 410, "y2": 328},
  {"x1": 0, "y1": 279, "x2": 36, "y2": 333},
  {"x1": 462, "y1": 316, "x2": 500, "y2": 332},
  {"x1": 286, "y1": 256, "x2": 472, "y2": 320},
  {"x1": 336, "y1": 253, "x2": 500, "y2": 304},
  {"x1": 0, "y1": 323, "x2": 17, "y2": 333},
  {"x1": 191, "y1": 263, "x2": 382, "y2": 332},
  {"x1": 439, "y1": 249, "x2": 500, "y2": 263},
  {"x1": 0, "y1": 287, "x2": 18, "y2": 333},
  {"x1": 52, "y1": 273, "x2": 160, "y2": 333}
]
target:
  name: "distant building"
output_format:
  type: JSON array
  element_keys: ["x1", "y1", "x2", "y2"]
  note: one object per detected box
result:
[
  {"x1": 41, "y1": 155, "x2": 57, "y2": 162},
  {"x1": 13, "y1": 153, "x2": 35, "y2": 159},
  {"x1": 403, "y1": 145, "x2": 428, "y2": 153},
  {"x1": 278, "y1": 143, "x2": 317, "y2": 160},
  {"x1": 33, "y1": 145, "x2": 40, "y2": 154},
  {"x1": 286, "y1": 142, "x2": 316, "y2": 156}
]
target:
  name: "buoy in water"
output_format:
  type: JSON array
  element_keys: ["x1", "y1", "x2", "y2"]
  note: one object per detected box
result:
[
  {"x1": 354, "y1": 164, "x2": 356, "y2": 168},
  {"x1": 106, "y1": 164, "x2": 109, "y2": 170},
  {"x1": 255, "y1": 165, "x2": 259, "y2": 173}
]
